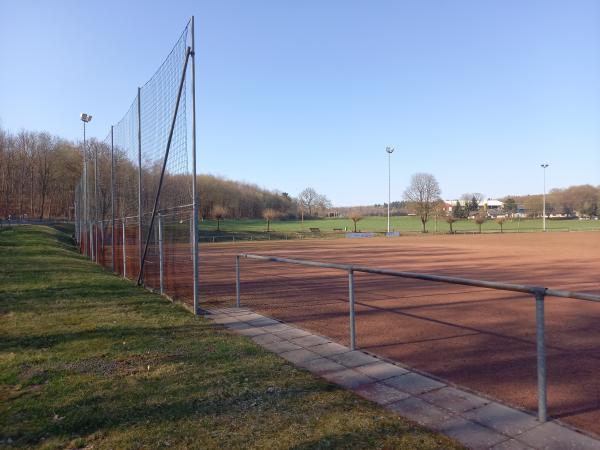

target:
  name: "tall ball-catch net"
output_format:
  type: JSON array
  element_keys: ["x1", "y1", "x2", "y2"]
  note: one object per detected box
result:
[{"x1": 74, "y1": 21, "x2": 196, "y2": 305}]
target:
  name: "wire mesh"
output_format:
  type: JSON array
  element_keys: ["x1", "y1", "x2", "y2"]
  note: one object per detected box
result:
[
  {"x1": 74, "y1": 22, "x2": 194, "y2": 304},
  {"x1": 139, "y1": 25, "x2": 190, "y2": 292}
]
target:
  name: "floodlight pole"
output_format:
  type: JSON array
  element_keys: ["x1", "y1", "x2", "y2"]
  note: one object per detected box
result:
[
  {"x1": 541, "y1": 164, "x2": 549, "y2": 231},
  {"x1": 80, "y1": 114, "x2": 92, "y2": 258},
  {"x1": 386, "y1": 146, "x2": 394, "y2": 233},
  {"x1": 82, "y1": 121, "x2": 88, "y2": 256}
]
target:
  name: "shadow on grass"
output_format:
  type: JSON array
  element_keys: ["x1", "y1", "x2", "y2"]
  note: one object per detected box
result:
[{"x1": 1, "y1": 225, "x2": 463, "y2": 450}]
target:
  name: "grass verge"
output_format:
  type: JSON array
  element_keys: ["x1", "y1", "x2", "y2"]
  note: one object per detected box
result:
[
  {"x1": 199, "y1": 215, "x2": 600, "y2": 235},
  {"x1": 0, "y1": 226, "x2": 462, "y2": 449}
]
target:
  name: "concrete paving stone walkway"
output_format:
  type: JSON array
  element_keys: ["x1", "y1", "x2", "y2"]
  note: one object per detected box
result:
[{"x1": 205, "y1": 307, "x2": 600, "y2": 450}]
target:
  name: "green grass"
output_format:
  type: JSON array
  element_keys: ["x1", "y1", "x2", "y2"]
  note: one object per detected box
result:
[
  {"x1": 199, "y1": 216, "x2": 600, "y2": 235},
  {"x1": 0, "y1": 226, "x2": 462, "y2": 449}
]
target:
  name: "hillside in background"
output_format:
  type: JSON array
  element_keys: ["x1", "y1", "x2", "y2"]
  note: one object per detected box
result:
[{"x1": 1, "y1": 126, "x2": 598, "y2": 221}]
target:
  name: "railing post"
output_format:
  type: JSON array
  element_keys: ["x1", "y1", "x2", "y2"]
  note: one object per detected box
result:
[
  {"x1": 235, "y1": 255, "x2": 241, "y2": 308},
  {"x1": 158, "y1": 213, "x2": 164, "y2": 295},
  {"x1": 348, "y1": 268, "x2": 356, "y2": 351},
  {"x1": 535, "y1": 289, "x2": 548, "y2": 422},
  {"x1": 122, "y1": 218, "x2": 127, "y2": 279}
]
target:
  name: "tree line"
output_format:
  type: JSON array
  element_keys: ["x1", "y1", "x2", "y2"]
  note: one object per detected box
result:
[
  {"x1": 3, "y1": 125, "x2": 596, "y2": 224},
  {"x1": 0, "y1": 128, "x2": 81, "y2": 220},
  {"x1": 0, "y1": 126, "x2": 333, "y2": 222},
  {"x1": 505, "y1": 185, "x2": 600, "y2": 218}
]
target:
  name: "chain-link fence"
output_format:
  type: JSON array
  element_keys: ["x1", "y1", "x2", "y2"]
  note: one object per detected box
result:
[{"x1": 74, "y1": 18, "x2": 198, "y2": 311}]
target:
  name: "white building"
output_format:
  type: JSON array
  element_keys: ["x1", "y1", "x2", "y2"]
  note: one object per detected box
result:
[
  {"x1": 482, "y1": 199, "x2": 504, "y2": 211},
  {"x1": 442, "y1": 199, "x2": 505, "y2": 217}
]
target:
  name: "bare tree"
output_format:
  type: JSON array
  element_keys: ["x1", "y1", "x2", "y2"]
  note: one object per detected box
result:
[
  {"x1": 212, "y1": 205, "x2": 227, "y2": 231},
  {"x1": 298, "y1": 187, "x2": 318, "y2": 216},
  {"x1": 446, "y1": 216, "x2": 456, "y2": 234},
  {"x1": 314, "y1": 194, "x2": 332, "y2": 216},
  {"x1": 262, "y1": 208, "x2": 279, "y2": 232},
  {"x1": 297, "y1": 187, "x2": 332, "y2": 222},
  {"x1": 461, "y1": 192, "x2": 485, "y2": 203},
  {"x1": 523, "y1": 195, "x2": 543, "y2": 218},
  {"x1": 36, "y1": 133, "x2": 54, "y2": 219},
  {"x1": 495, "y1": 217, "x2": 506, "y2": 233},
  {"x1": 348, "y1": 210, "x2": 363, "y2": 232},
  {"x1": 474, "y1": 213, "x2": 486, "y2": 233},
  {"x1": 403, "y1": 173, "x2": 442, "y2": 233}
]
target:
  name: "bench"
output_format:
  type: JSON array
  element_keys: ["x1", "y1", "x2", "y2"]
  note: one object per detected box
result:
[{"x1": 309, "y1": 227, "x2": 321, "y2": 233}]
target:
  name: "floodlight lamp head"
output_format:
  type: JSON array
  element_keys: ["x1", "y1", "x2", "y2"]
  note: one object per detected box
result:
[
  {"x1": 80, "y1": 113, "x2": 92, "y2": 123},
  {"x1": 386, "y1": 146, "x2": 395, "y2": 154},
  {"x1": 540, "y1": 163, "x2": 549, "y2": 169}
]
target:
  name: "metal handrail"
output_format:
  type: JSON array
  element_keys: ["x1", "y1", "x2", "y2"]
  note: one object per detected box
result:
[
  {"x1": 236, "y1": 252, "x2": 600, "y2": 423},
  {"x1": 239, "y1": 253, "x2": 600, "y2": 302}
]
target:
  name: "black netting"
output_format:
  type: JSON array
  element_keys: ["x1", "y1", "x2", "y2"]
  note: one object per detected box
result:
[{"x1": 74, "y1": 22, "x2": 195, "y2": 304}]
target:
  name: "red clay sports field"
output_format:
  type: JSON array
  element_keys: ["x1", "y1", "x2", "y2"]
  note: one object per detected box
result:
[
  {"x1": 195, "y1": 231, "x2": 600, "y2": 436},
  {"x1": 97, "y1": 230, "x2": 600, "y2": 435}
]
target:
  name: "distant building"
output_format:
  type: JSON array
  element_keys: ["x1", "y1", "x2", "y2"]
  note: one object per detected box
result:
[
  {"x1": 482, "y1": 199, "x2": 503, "y2": 211},
  {"x1": 442, "y1": 198, "x2": 505, "y2": 217}
]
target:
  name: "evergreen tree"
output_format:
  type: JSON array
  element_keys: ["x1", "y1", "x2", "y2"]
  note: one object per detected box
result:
[
  {"x1": 469, "y1": 195, "x2": 479, "y2": 213},
  {"x1": 452, "y1": 201, "x2": 463, "y2": 218}
]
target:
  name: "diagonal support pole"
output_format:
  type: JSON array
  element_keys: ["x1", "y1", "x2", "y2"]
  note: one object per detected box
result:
[{"x1": 137, "y1": 46, "x2": 191, "y2": 286}]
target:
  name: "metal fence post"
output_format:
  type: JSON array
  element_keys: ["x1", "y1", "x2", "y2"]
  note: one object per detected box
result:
[
  {"x1": 122, "y1": 218, "x2": 127, "y2": 279},
  {"x1": 158, "y1": 213, "x2": 164, "y2": 294},
  {"x1": 94, "y1": 141, "x2": 98, "y2": 263},
  {"x1": 110, "y1": 125, "x2": 116, "y2": 272},
  {"x1": 190, "y1": 217, "x2": 194, "y2": 261},
  {"x1": 236, "y1": 255, "x2": 241, "y2": 308},
  {"x1": 94, "y1": 219, "x2": 100, "y2": 264},
  {"x1": 97, "y1": 222, "x2": 100, "y2": 263},
  {"x1": 90, "y1": 226, "x2": 94, "y2": 261},
  {"x1": 348, "y1": 268, "x2": 356, "y2": 351},
  {"x1": 99, "y1": 221, "x2": 104, "y2": 265},
  {"x1": 535, "y1": 289, "x2": 548, "y2": 422},
  {"x1": 94, "y1": 222, "x2": 97, "y2": 263},
  {"x1": 137, "y1": 87, "x2": 143, "y2": 283},
  {"x1": 191, "y1": 15, "x2": 200, "y2": 316}
]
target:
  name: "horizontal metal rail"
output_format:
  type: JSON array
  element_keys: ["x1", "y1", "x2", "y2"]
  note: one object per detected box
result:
[
  {"x1": 236, "y1": 252, "x2": 600, "y2": 424},
  {"x1": 239, "y1": 253, "x2": 600, "y2": 303},
  {"x1": 544, "y1": 288, "x2": 600, "y2": 303}
]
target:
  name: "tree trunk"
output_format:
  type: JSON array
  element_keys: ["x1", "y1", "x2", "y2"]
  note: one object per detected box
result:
[
  {"x1": 353, "y1": 221, "x2": 357, "y2": 232},
  {"x1": 267, "y1": 220, "x2": 270, "y2": 232},
  {"x1": 217, "y1": 219, "x2": 220, "y2": 231},
  {"x1": 421, "y1": 219, "x2": 426, "y2": 233}
]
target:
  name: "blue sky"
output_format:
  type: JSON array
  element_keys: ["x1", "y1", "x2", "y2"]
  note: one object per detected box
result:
[{"x1": 1, "y1": 0, "x2": 599, "y2": 205}]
